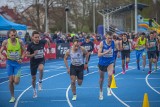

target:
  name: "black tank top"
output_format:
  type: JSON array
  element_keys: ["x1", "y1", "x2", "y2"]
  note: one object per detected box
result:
[{"x1": 122, "y1": 39, "x2": 130, "y2": 53}]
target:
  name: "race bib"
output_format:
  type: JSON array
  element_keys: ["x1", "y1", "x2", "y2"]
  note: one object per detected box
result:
[
  {"x1": 123, "y1": 45, "x2": 130, "y2": 50},
  {"x1": 34, "y1": 49, "x2": 44, "y2": 59},
  {"x1": 9, "y1": 51, "x2": 20, "y2": 60},
  {"x1": 150, "y1": 42, "x2": 156, "y2": 47},
  {"x1": 103, "y1": 49, "x2": 113, "y2": 57}
]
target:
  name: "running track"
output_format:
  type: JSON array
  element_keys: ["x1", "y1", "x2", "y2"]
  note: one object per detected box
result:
[{"x1": 0, "y1": 51, "x2": 160, "y2": 107}]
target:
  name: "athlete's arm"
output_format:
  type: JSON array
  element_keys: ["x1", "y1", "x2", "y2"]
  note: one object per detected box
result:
[
  {"x1": 19, "y1": 39, "x2": 26, "y2": 59},
  {"x1": 0, "y1": 40, "x2": 7, "y2": 60},
  {"x1": 98, "y1": 42, "x2": 111, "y2": 57},
  {"x1": 80, "y1": 46, "x2": 89, "y2": 64},
  {"x1": 64, "y1": 49, "x2": 70, "y2": 70},
  {"x1": 26, "y1": 44, "x2": 38, "y2": 58},
  {"x1": 135, "y1": 38, "x2": 140, "y2": 48},
  {"x1": 119, "y1": 40, "x2": 123, "y2": 51}
]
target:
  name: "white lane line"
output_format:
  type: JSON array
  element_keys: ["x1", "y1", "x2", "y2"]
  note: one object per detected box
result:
[
  {"x1": 66, "y1": 71, "x2": 98, "y2": 107},
  {"x1": 66, "y1": 55, "x2": 137, "y2": 107},
  {"x1": 14, "y1": 72, "x2": 66, "y2": 107},
  {"x1": 145, "y1": 69, "x2": 160, "y2": 95},
  {"x1": 136, "y1": 78, "x2": 160, "y2": 80}
]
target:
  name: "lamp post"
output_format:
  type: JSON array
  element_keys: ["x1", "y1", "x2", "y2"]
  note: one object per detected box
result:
[
  {"x1": 93, "y1": 0, "x2": 96, "y2": 34},
  {"x1": 135, "y1": 0, "x2": 137, "y2": 33},
  {"x1": 45, "y1": 0, "x2": 48, "y2": 32},
  {"x1": 65, "y1": 6, "x2": 69, "y2": 34}
]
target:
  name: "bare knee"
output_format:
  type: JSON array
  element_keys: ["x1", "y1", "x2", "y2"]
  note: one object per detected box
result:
[
  {"x1": 71, "y1": 81, "x2": 76, "y2": 88},
  {"x1": 78, "y1": 80, "x2": 82, "y2": 86},
  {"x1": 32, "y1": 76, "x2": 36, "y2": 82}
]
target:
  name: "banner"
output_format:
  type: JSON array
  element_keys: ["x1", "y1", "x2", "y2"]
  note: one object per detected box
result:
[
  {"x1": 56, "y1": 43, "x2": 70, "y2": 59},
  {"x1": 93, "y1": 41, "x2": 100, "y2": 53},
  {"x1": 44, "y1": 43, "x2": 56, "y2": 59},
  {"x1": 0, "y1": 43, "x2": 57, "y2": 68}
]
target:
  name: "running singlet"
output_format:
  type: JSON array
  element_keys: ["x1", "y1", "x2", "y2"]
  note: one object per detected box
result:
[
  {"x1": 98, "y1": 40, "x2": 115, "y2": 66},
  {"x1": 7, "y1": 38, "x2": 21, "y2": 60},
  {"x1": 70, "y1": 47, "x2": 84, "y2": 66},
  {"x1": 27, "y1": 40, "x2": 47, "y2": 61},
  {"x1": 122, "y1": 39, "x2": 130, "y2": 51},
  {"x1": 81, "y1": 41, "x2": 94, "y2": 52},
  {"x1": 135, "y1": 37, "x2": 146, "y2": 50},
  {"x1": 148, "y1": 39, "x2": 156, "y2": 51}
]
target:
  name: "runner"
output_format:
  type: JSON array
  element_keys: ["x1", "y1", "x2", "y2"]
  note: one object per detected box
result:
[
  {"x1": 147, "y1": 32, "x2": 158, "y2": 74},
  {"x1": 98, "y1": 32, "x2": 115, "y2": 100},
  {"x1": 64, "y1": 39, "x2": 89, "y2": 101},
  {"x1": 26, "y1": 31, "x2": 51, "y2": 98},
  {"x1": 112, "y1": 34, "x2": 120, "y2": 74},
  {"x1": 135, "y1": 32, "x2": 147, "y2": 71},
  {"x1": 119, "y1": 33, "x2": 132, "y2": 74},
  {"x1": 81, "y1": 35, "x2": 94, "y2": 73},
  {"x1": 0, "y1": 29, "x2": 26, "y2": 103},
  {"x1": 153, "y1": 31, "x2": 159, "y2": 70}
]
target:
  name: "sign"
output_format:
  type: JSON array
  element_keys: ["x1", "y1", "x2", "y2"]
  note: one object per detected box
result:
[{"x1": 56, "y1": 43, "x2": 70, "y2": 59}]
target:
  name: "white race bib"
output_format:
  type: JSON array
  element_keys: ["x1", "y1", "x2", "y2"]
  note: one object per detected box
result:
[
  {"x1": 103, "y1": 49, "x2": 113, "y2": 57},
  {"x1": 34, "y1": 49, "x2": 44, "y2": 59}
]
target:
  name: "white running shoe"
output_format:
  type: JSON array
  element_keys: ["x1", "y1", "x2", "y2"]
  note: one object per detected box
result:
[
  {"x1": 38, "y1": 83, "x2": 42, "y2": 91},
  {"x1": 72, "y1": 95, "x2": 77, "y2": 101},
  {"x1": 107, "y1": 88, "x2": 112, "y2": 96},
  {"x1": 33, "y1": 89, "x2": 37, "y2": 98},
  {"x1": 99, "y1": 91, "x2": 103, "y2": 100}
]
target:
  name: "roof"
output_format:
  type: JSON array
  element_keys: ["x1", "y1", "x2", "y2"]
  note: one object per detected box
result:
[{"x1": 98, "y1": 3, "x2": 149, "y2": 14}]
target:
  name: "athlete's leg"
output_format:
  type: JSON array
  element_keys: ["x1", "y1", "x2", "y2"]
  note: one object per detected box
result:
[
  {"x1": 107, "y1": 63, "x2": 114, "y2": 88},
  {"x1": 70, "y1": 75, "x2": 76, "y2": 95},
  {"x1": 99, "y1": 70, "x2": 105, "y2": 92},
  {"x1": 142, "y1": 53, "x2": 146, "y2": 71},
  {"x1": 107, "y1": 63, "x2": 113, "y2": 96},
  {"x1": 38, "y1": 64, "x2": 44, "y2": 82}
]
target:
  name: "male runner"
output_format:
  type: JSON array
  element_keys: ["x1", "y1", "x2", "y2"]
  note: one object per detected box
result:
[
  {"x1": 98, "y1": 32, "x2": 115, "y2": 100},
  {"x1": 0, "y1": 29, "x2": 26, "y2": 103},
  {"x1": 135, "y1": 32, "x2": 147, "y2": 71},
  {"x1": 119, "y1": 33, "x2": 132, "y2": 74},
  {"x1": 112, "y1": 34, "x2": 120, "y2": 74},
  {"x1": 26, "y1": 31, "x2": 51, "y2": 98},
  {"x1": 147, "y1": 32, "x2": 158, "y2": 74},
  {"x1": 64, "y1": 39, "x2": 89, "y2": 101},
  {"x1": 81, "y1": 35, "x2": 94, "y2": 73}
]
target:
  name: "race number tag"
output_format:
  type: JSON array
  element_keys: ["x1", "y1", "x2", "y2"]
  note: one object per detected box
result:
[
  {"x1": 34, "y1": 49, "x2": 44, "y2": 59},
  {"x1": 103, "y1": 49, "x2": 113, "y2": 57}
]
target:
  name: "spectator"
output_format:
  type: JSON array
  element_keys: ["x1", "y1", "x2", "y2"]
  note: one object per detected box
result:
[{"x1": 24, "y1": 32, "x2": 31, "y2": 45}]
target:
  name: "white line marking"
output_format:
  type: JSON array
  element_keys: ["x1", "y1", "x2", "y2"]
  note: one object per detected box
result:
[
  {"x1": 136, "y1": 78, "x2": 160, "y2": 80},
  {"x1": 14, "y1": 72, "x2": 66, "y2": 107},
  {"x1": 146, "y1": 69, "x2": 160, "y2": 95},
  {"x1": 66, "y1": 55, "x2": 137, "y2": 107}
]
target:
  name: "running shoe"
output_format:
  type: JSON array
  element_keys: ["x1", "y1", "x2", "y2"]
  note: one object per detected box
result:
[
  {"x1": 107, "y1": 88, "x2": 112, "y2": 96},
  {"x1": 9, "y1": 97, "x2": 15, "y2": 103},
  {"x1": 33, "y1": 89, "x2": 37, "y2": 98},
  {"x1": 72, "y1": 95, "x2": 77, "y2": 101},
  {"x1": 38, "y1": 83, "x2": 42, "y2": 91},
  {"x1": 148, "y1": 71, "x2": 152, "y2": 74},
  {"x1": 122, "y1": 70, "x2": 125, "y2": 74},
  {"x1": 99, "y1": 91, "x2": 103, "y2": 100},
  {"x1": 126, "y1": 63, "x2": 128, "y2": 70}
]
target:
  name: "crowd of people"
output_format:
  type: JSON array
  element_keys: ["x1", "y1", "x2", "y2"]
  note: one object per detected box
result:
[{"x1": 0, "y1": 28, "x2": 160, "y2": 102}]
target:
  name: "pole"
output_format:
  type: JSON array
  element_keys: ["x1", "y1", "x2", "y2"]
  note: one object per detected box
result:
[
  {"x1": 135, "y1": 0, "x2": 138, "y2": 33},
  {"x1": 103, "y1": 15, "x2": 105, "y2": 35},
  {"x1": 107, "y1": 14, "x2": 109, "y2": 32},
  {"x1": 45, "y1": 0, "x2": 48, "y2": 32},
  {"x1": 66, "y1": 11, "x2": 68, "y2": 34},
  {"x1": 93, "y1": 1, "x2": 95, "y2": 34}
]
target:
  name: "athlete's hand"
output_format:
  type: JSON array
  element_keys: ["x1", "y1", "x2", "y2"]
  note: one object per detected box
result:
[
  {"x1": 67, "y1": 68, "x2": 70, "y2": 74},
  {"x1": 17, "y1": 59, "x2": 22, "y2": 64},
  {"x1": 117, "y1": 52, "x2": 120, "y2": 58},
  {"x1": 0, "y1": 55, "x2": 6, "y2": 61},
  {"x1": 33, "y1": 50, "x2": 38, "y2": 56}
]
